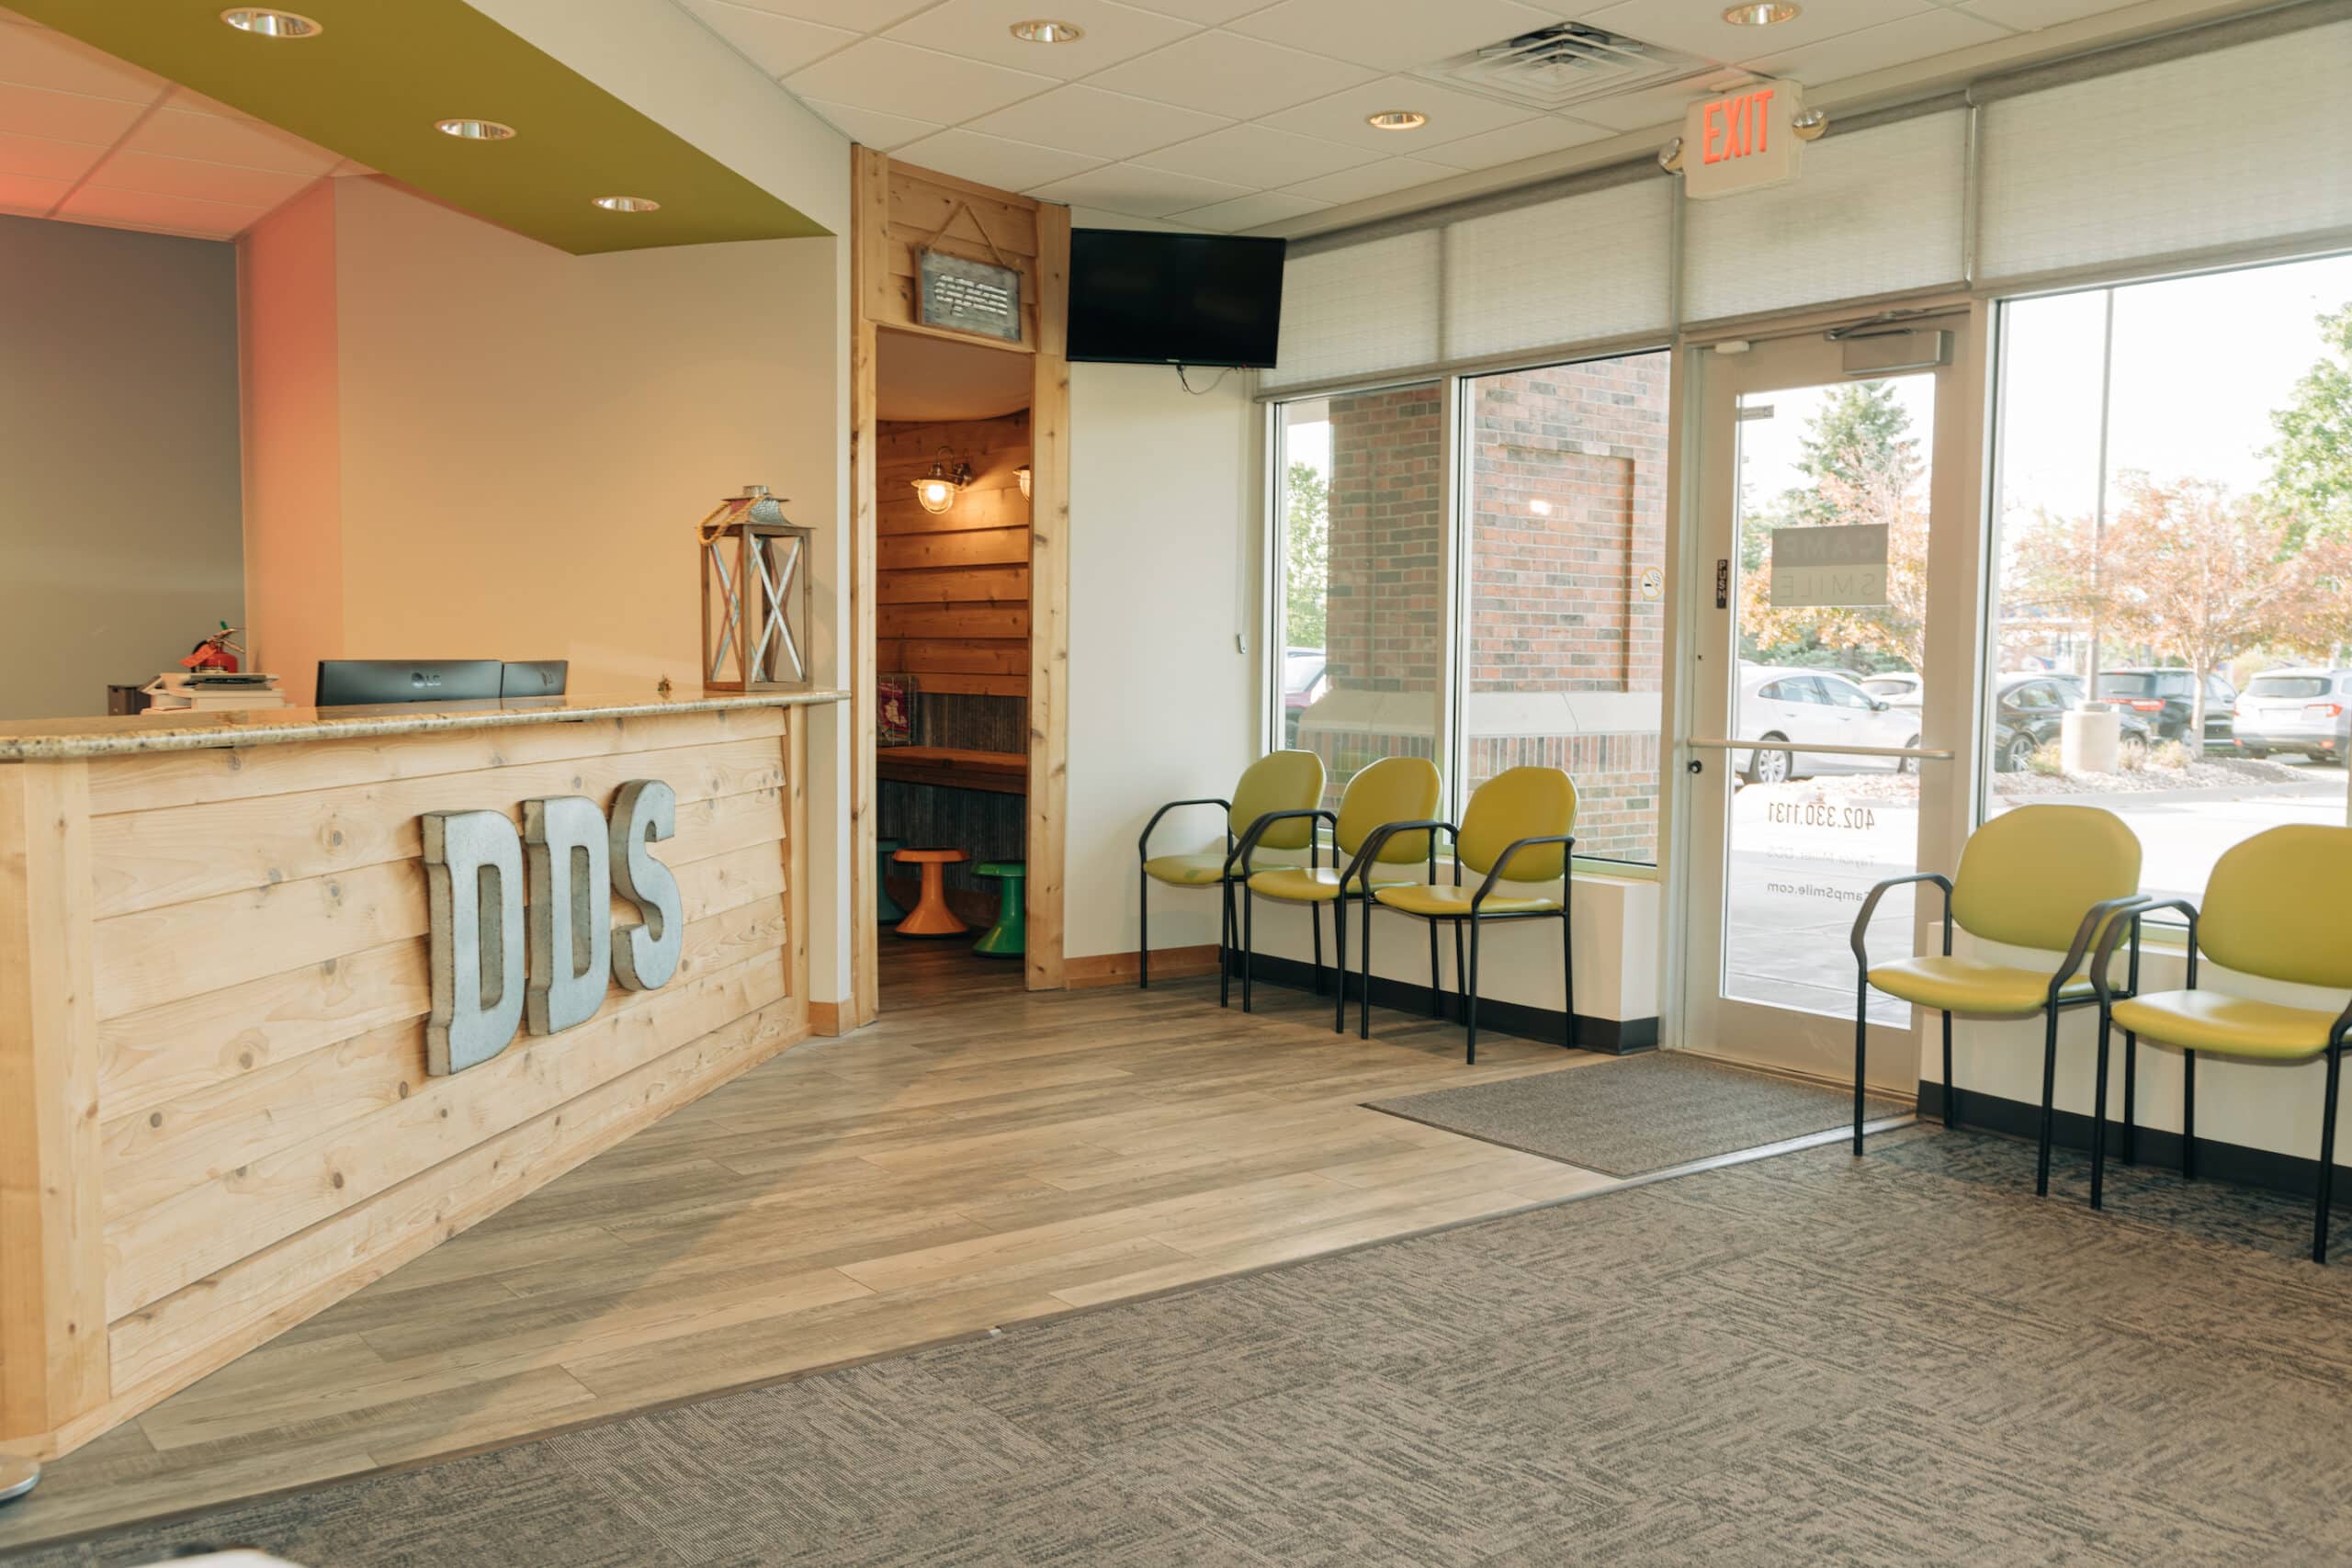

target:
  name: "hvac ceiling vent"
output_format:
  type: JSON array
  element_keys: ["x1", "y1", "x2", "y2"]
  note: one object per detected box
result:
[{"x1": 1412, "y1": 23, "x2": 1710, "y2": 113}]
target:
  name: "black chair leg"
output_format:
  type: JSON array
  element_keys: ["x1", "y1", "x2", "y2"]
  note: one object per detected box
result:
[
  {"x1": 1453, "y1": 922, "x2": 1465, "y2": 1024},
  {"x1": 2184, "y1": 1049, "x2": 2197, "y2": 1180},
  {"x1": 1561, "y1": 909, "x2": 1577, "y2": 1051},
  {"x1": 1428, "y1": 918, "x2": 1442, "y2": 1019},
  {"x1": 2122, "y1": 1029, "x2": 2137, "y2": 1165},
  {"x1": 2316, "y1": 1044, "x2": 2342, "y2": 1265},
  {"x1": 1331, "y1": 899, "x2": 1349, "y2": 1034},
  {"x1": 1310, "y1": 900, "x2": 1324, "y2": 998},
  {"x1": 2035, "y1": 1003, "x2": 2059, "y2": 1197},
  {"x1": 1852, "y1": 972, "x2": 1870, "y2": 1159},
  {"x1": 1139, "y1": 875, "x2": 1150, "y2": 991},
  {"x1": 1465, "y1": 919, "x2": 1482, "y2": 1066},
  {"x1": 1217, "y1": 882, "x2": 1231, "y2": 1009},
  {"x1": 1359, "y1": 898, "x2": 1374, "y2": 1040},
  {"x1": 1242, "y1": 891, "x2": 1255, "y2": 1013},
  {"x1": 2091, "y1": 1009, "x2": 2112, "y2": 1211},
  {"x1": 1941, "y1": 1010, "x2": 1955, "y2": 1130}
]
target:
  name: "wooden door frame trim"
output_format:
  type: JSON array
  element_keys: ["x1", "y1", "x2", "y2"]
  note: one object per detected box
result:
[{"x1": 848, "y1": 146, "x2": 1069, "y2": 1023}]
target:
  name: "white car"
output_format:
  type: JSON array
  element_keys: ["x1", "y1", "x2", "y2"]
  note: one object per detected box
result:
[
  {"x1": 1858, "y1": 671, "x2": 1923, "y2": 710},
  {"x1": 1736, "y1": 666, "x2": 1923, "y2": 784}
]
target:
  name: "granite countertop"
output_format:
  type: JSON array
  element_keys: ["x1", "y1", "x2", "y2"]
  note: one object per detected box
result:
[{"x1": 0, "y1": 688, "x2": 848, "y2": 761}]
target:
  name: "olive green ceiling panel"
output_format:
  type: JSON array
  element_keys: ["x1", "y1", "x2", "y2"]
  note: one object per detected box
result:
[{"x1": 12, "y1": 0, "x2": 831, "y2": 253}]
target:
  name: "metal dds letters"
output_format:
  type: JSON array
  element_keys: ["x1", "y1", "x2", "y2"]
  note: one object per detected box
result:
[{"x1": 422, "y1": 780, "x2": 679, "y2": 1075}]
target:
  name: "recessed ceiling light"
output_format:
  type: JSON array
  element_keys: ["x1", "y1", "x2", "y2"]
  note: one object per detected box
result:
[
  {"x1": 220, "y1": 8, "x2": 323, "y2": 38},
  {"x1": 435, "y1": 118, "x2": 518, "y2": 141},
  {"x1": 593, "y1": 196, "x2": 661, "y2": 213},
  {"x1": 1010, "y1": 19, "x2": 1084, "y2": 43},
  {"x1": 1366, "y1": 109, "x2": 1428, "y2": 131},
  {"x1": 1722, "y1": 2, "x2": 1801, "y2": 23}
]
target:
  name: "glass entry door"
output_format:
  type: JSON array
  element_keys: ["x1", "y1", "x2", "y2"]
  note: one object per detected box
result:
[{"x1": 1679, "y1": 315, "x2": 1981, "y2": 1089}]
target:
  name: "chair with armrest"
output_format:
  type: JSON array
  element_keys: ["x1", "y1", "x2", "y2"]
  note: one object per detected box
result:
[
  {"x1": 1850, "y1": 804, "x2": 2146, "y2": 1190},
  {"x1": 1137, "y1": 750, "x2": 1325, "y2": 1005},
  {"x1": 2090, "y1": 825, "x2": 2352, "y2": 1261},
  {"x1": 1232, "y1": 756, "x2": 1443, "y2": 1025},
  {"x1": 1351, "y1": 766, "x2": 1577, "y2": 1065}
]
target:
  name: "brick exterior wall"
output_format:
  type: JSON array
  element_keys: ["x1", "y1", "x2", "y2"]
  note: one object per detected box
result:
[{"x1": 1304, "y1": 355, "x2": 1669, "y2": 863}]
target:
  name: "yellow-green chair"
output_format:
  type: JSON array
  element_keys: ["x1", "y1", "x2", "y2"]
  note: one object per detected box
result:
[
  {"x1": 1232, "y1": 755, "x2": 1443, "y2": 1027},
  {"x1": 1350, "y1": 766, "x2": 1577, "y2": 1064},
  {"x1": 1138, "y1": 750, "x2": 1325, "y2": 1006},
  {"x1": 1850, "y1": 804, "x2": 2146, "y2": 1190},
  {"x1": 2091, "y1": 825, "x2": 2352, "y2": 1261}
]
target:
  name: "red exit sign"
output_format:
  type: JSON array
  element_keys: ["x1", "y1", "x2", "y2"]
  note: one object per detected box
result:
[{"x1": 1681, "y1": 80, "x2": 1804, "y2": 200}]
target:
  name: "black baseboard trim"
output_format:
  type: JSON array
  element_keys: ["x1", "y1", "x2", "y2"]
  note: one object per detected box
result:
[
  {"x1": 1917, "y1": 1080, "x2": 2326, "y2": 1198},
  {"x1": 1231, "y1": 950, "x2": 1658, "y2": 1055}
]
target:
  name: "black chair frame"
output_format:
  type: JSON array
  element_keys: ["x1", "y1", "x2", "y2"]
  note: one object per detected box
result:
[
  {"x1": 1347, "y1": 818, "x2": 1577, "y2": 1065},
  {"x1": 2091, "y1": 901, "x2": 2352, "y2": 1262},
  {"x1": 1851, "y1": 874, "x2": 2149, "y2": 1193},
  {"x1": 1136, "y1": 796, "x2": 1238, "y2": 1004}
]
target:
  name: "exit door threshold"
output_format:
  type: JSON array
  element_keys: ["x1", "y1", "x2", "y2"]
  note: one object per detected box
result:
[{"x1": 1591, "y1": 1111, "x2": 1920, "y2": 1201}]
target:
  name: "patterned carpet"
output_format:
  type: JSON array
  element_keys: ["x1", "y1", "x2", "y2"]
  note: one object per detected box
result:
[
  {"x1": 1370, "y1": 1052, "x2": 1910, "y2": 1176},
  {"x1": 16, "y1": 1125, "x2": 2352, "y2": 1567}
]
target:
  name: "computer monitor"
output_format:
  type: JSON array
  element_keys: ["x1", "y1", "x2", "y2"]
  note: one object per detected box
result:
[
  {"x1": 314, "y1": 659, "x2": 503, "y2": 708},
  {"x1": 500, "y1": 660, "x2": 568, "y2": 699}
]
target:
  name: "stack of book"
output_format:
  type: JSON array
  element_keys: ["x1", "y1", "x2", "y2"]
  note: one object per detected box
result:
[{"x1": 141, "y1": 671, "x2": 287, "y2": 713}]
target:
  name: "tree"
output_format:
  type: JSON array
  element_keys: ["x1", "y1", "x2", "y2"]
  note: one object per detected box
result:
[
  {"x1": 2101, "y1": 475, "x2": 2307, "y2": 739},
  {"x1": 2264, "y1": 301, "x2": 2352, "y2": 547},
  {"x1": 1281, "y1": 459, "x2": 1329, "y2": 649},
  {"x1": 1740, "y1": 381, "x2": 1930, "y2": 675}
]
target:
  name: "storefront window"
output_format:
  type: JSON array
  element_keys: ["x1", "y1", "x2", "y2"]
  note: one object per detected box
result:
[{"x1": 1988, "y1": 254, "x2": 2352, "y2": 905}]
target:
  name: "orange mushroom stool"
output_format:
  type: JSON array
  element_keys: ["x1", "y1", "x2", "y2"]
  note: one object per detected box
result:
[{"x1": 891, "y1": 847, "x2": 972, "y2": 937}]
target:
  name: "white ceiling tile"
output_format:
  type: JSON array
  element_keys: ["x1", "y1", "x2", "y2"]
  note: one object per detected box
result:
[
  {"x1": 882, "y1": 0, "x2": 1199, "y2": 80},
  {"x1": 1133, "y1": 121, "x2": 1374, "y2": 186},
  {"x1": 1555, "y1": 71, "x2": 1724, "y2": 132},
  {"x1": 786, "y1": 39, "x2": 1059, "y2": 123},
  {"x1": 1228, "y1": 0, "x2": 1566, "y2": 73},
  {"x1": 0, "y1": 168, "x2": 68, "y2": 212},
  {"x1": 1067, "y1": 204, "x2": 1185, "y2": 230},
  {"x1": 962, "y1": 84, "x2": 1229, "y2": 161},
  {"x1": 682, "y1": 0, "x2": 858, "y2": 78},
  {"x1": 1741, "y1": 6, "x2": 2011, "y2": 82},
  {"x1": 1029, "y1": 161, "x2": 1253, "y2": 217},
  {"x1": 1582, "y1": 0, "x2": 1931, "y2": 62},
  {"x1": 1084, "y1": 29, "x2": 1377, "y2": 119},
  {"x1": 708, "y1": 0, "x2": 932, "y2": 27},
  {"x1": 87, "y1": 148, "x2": 316, "y2": 209},
  {"x1": 802, "y1": 96, "x2": 944, "y2": 152},
  {"x1": 1277, "y1": 153, "x2": 1455, "y2": 205},
  {"x1": 119, "y1": 107, "x2": 339, "y2": 175},
  {"x1": 58, "y1": 183, "x2": 263, "y2": 237},
  {"x1": 1170, "y1": 188, "x2": 1329, "y2": 231},
  {"x1": 1114, "y1": 0, "x2": 1274, "y2": 20},
  {"x1": 1412, "y1": 113, "x2": 1615, "y2": 170},
  {"x1": 0, "y1": 83, "x2": 143, "y2": 144},
  {"x1": 0, "y1": 25, "x2": 164, "y2": 102},
  {"x1": 894, "y1": 128, "x2": 1106, "y2": 189},
  {"x1": 0, "y1": 126, "x2": 104, "y2": 182},
  {"x1": 1257, "y1": 74, "x2": 1538, "y2": 152},
  {"x1": 1957, "y1": 0, "x2": 2135, "y2": 28}
]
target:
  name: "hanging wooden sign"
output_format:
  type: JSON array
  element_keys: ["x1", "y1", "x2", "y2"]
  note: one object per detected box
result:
[{"x1": 915, "y1": 197, "x2": 1023, "y2": 342}]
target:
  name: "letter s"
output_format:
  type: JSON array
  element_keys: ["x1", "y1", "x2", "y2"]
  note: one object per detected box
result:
[{"x1": 610, "y1": 778, "x2": 684, "y2": 991}]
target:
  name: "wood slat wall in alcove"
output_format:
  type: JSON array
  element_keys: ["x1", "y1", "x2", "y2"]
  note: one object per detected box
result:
[{"x1": 876, "y1": 410, "x2": 1030, "y2": 700}]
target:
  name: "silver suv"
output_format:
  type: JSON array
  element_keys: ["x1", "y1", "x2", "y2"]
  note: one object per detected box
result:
[{"x1": 2233, "y1": 670, "x2": 2351, "y2": 764}]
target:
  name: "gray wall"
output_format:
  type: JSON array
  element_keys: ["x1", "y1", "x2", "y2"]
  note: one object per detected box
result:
[{"x1": 0, "y1": 215, "x2": 243, "y2": 719}]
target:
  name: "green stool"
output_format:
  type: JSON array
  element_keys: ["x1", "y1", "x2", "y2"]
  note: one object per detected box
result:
[
  {"x1": 972, "y1": 862, "x2": 1026, "y2": 958},
  {"x1": 876, "y1": 838, "x2": 907, "y2": 924}
]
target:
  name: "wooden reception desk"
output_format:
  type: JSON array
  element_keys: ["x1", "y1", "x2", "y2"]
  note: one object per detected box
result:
[{"x1": 0, "y1": 688, "x2": 842, "y2": 1459}]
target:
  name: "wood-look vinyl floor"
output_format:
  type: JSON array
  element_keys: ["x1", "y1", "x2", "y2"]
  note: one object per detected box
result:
[{"x1": 1, "y1": 944, "x2": 1613, "y2": 1551}]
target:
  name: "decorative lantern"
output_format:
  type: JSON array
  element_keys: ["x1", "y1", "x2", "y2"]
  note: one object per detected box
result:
[{"x1": 698, "y1": 484, "x2": 813, "y2": 692}]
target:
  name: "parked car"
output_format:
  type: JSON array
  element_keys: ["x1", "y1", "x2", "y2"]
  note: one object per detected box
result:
[
  {"x1": 2233, "y1": 668, "x2": 2351, "y2": 764},
  {"x1": 1736, "y1": 666, "x2": 1920, "y2": 784},
  {"x1": 2093, "y1": 667, "x2": 2235, "y2": 750},
  {"x1": 1990, "y1": 672, "x2": 2155, "y2": 773},
  {"x1": 1859, "y1": 671, "x2": 1923, "y2": 710},
  {"x1": 1282, "y1": 647, "x2": 1327, "y2": 747}
]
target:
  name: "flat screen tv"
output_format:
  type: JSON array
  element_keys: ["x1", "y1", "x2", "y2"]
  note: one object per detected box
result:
[{"x1": 1067, "y1": 230, "x2": 1285, "y2": 368}]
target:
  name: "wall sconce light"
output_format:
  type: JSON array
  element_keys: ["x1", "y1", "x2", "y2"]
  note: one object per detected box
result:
[
  {"x1": 1016, "y1": 464, "x2": 1033, "y2": 500},
  {"x1": 911, "y1": 447, "x2": 971, "y2": 514}
]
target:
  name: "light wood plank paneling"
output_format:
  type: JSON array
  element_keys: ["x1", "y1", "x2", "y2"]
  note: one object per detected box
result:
[
  {"x1": 0, "y1": 761, "x2": 107, "y2": 1450},
  {"x1": 876, "y1": 525, "x2": 1029, "y2": 573},
  {"x1": 876, "y1": 638, "x2": 1029, "y2": 677},
  {"x1": 877, "y1": 604, "x2": 1029, "y2": 641},
  {"x1": 875, "y1": 566, "x2": 1028, "y2": 606},
  {"x1": 1027, "y1": 198, "x2": 1071, "y2": 993}
]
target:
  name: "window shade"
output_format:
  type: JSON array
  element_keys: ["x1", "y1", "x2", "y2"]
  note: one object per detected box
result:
[
  {"x1": 1680, "y1": 109, "x2": 1970, "y2": 325},
  {"x1": 1976, "y1": 20, "x2": 2352, "y2": 287},
  {"x1": 1260, "y1": 231, "x2": 1440, "y2": 393},
  {"x1": 1442, "y1": 177, "x2": 1675, "y2": 363}
]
